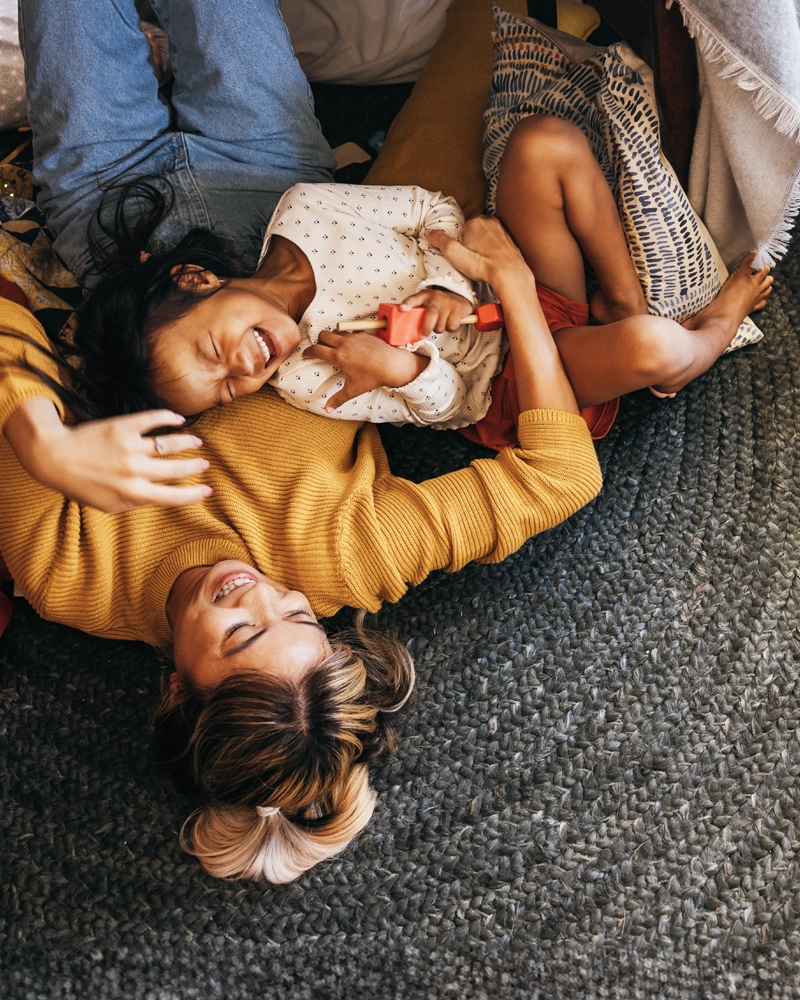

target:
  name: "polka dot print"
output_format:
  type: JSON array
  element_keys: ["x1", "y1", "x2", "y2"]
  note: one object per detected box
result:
[{"x1": 261, "y1": 184, "x2": 505, "y2": 429}]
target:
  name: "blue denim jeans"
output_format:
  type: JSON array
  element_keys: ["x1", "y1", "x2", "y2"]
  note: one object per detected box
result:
[{"x1": 18, "y1": 0, "x2": 336, "y2": 283}]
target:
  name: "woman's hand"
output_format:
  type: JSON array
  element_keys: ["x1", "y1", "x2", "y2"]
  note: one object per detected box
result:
[
  {"x1": 303, "y1": 331, "x2": 429, "y2": 411},
  {"x1": 425, "y1": 217, "x2": 530, "y2": 292},
  {"x1": 398, "y1": 287, "x2": 474, "y2": 337},
  {"x1": 4, "y1": 399, "x2": 212, "y2": 513}
]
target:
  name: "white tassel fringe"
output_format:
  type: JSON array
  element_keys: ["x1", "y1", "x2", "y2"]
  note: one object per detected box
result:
[{"x1": 667, "y1": 0, "x2": 800, "y2": 265}]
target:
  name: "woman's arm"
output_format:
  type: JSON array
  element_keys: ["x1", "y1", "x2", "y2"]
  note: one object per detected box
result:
[
  {"x1": 0, "y1": 301, "x2": 211, "y2": 511},
  {"x1": 349, "y1": 219, "x2": 600, "y2": 607},
  {"x1": 426, "y1": 218, "x2": 579, "y2": 414}
]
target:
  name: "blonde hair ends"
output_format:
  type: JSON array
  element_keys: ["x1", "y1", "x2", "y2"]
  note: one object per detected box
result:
[
  {"x1": 154, "y1": 613, "x2": 414, "y2": 883},
  {"x1": 182, "y1": 766, "x2": 376, "y2": 883}
]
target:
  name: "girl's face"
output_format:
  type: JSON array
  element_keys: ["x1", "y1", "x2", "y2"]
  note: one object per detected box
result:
[
  {"x1": 168, "y1": 560, "x2": 330, "y2": 691},
  {"x1": 150, "y1": 280, "x2": 302, "y2": 414}
]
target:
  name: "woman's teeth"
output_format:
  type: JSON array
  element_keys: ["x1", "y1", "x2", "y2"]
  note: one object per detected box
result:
[
  {"x1": 215, "y1": 575, "x2": 254, "y2": 601},
  {"x1": 254, "y1": 329, "x2": 272, "y2": 367}
]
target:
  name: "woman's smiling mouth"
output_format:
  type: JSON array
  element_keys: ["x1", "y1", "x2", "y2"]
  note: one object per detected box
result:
[{"x1": 213, "y1": 571, "x2": 258, "y2": 602}]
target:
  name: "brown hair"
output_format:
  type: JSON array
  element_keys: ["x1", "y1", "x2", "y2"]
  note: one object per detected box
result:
[{"x1": 152, "y1": 613, "x2": 414, "y2": 883}]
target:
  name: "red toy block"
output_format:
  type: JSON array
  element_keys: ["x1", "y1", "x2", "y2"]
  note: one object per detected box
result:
[
  {"x1": 376, "y1": 303, "x2": 427, "y2": 346},
  {"x1": 474, "y1": 302, "x2": 504, "y2": 332}
]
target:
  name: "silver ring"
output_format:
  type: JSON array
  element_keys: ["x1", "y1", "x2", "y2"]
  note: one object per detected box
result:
[{"x1": 154, "y1": 436, "x2": 165, "y2": 455}]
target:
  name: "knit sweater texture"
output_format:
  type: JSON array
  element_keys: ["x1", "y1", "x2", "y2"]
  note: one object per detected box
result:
[{"x1": 0, "y1": 300, "x2": 602, "y2": 647}]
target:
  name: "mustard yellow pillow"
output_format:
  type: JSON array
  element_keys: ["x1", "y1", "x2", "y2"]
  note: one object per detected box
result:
[
  {"x1": 365, "y1": 0, "x2": 599, "y2": 217},
  {"x1": 558, "y1": 0, "x2": 601, "y2": 41}
]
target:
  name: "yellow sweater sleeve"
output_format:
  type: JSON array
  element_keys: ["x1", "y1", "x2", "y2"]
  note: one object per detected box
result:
[
  {"x1": 0, "y1": 300, "x2": 66, "y2": 430},
  {"x1": 360, "y1": 409, "x2": 602, "y2": 606}
]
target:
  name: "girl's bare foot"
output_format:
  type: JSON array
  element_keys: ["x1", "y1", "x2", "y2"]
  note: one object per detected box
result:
[
  {"x1": 649, "y1": 254, "x2": 773, "y2": 397},
  {"x1": 590, "y1": 283, "x2": 649, "y2": 325}
]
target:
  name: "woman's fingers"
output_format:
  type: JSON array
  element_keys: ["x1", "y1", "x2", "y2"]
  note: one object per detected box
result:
[
  {"x1": 124, "y1": 409, "x2": 188, "y2": 435},
  {"x1": 141, "y1": 432, "x2": 204, "y2": 456},
  {"x1": 141, "y1": 456, "x2": 210, "y2": 481}
]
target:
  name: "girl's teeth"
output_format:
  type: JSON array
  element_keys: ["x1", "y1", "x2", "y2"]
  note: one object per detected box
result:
[
  {"x1": 215, "y1": 575, "x2": 254, "y2": 601},
  {"x1": 254, "y1": 329, "x2": 271, "y2": 364}
]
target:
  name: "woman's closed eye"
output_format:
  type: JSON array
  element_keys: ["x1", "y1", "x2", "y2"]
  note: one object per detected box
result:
[{"x1": 223, "y1": 610, "x2": 323, "y2": 644}]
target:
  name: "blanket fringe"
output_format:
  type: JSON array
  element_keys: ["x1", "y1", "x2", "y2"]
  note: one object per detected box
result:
[
  {"x1": 753, "y1": 172, "x2": 800, "y2": 269},
  {"x1": 668, "y1": 0, "x2": 800, "y2": 266},
  {"x1": 667, "y1": 0, "x2": 800, "y2": 142}
]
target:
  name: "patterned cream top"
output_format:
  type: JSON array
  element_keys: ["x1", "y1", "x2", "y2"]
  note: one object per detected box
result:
[{"x1": 261, "y1": 184, "x2": 505, "y2": 429}]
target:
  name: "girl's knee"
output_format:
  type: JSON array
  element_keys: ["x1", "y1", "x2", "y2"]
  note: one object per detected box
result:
[
  {"x1": 629, "y1": 316, "x2": 691, "y2": 382},
  {"x1": 506, "y1": 114, "x2": 590, "y2": 165}
]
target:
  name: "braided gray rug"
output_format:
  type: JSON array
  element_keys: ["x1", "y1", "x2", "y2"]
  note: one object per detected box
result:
[{"x1": 2, "y1": 237, "x2": 800, "y2": 998}]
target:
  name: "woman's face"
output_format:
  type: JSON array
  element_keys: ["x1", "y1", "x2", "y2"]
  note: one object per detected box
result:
[
  {"x1": 168, "y1": 560, "x2": 330, "y2": 690},
  {"x1": 150, "y1": 278, "x2": 302, "y2": 414}
]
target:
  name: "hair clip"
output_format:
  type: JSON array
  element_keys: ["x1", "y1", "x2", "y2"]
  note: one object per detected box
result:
[{"x1": 256, "y1": 804, "x2": 280, "y2": 818}]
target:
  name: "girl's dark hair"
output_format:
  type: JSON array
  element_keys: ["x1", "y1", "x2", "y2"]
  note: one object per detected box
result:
[
  {"x1": 9, "y1": 177, "x2": 249, "y2": 422},
  {"x1": 152, "y1": 614, "x2": 415, "y2": 883}
]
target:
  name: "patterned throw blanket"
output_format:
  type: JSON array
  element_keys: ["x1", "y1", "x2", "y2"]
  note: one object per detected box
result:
[
  {"x1": 0, "y1": 200, "x2": 81, "y2": 343},
  {"x1": 672, "y1": 0, "x2": 800, "y2": 268}
]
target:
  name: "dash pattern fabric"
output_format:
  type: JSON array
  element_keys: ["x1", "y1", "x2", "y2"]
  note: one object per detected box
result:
[{"x1": 482, "y1": 8, "x2": 762, "y2": 354}]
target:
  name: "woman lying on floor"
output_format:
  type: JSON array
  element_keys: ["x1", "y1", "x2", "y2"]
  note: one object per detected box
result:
[
  {"x1": 15, "y1": 0, "x2": 771, "y2": 511},
  {"x1": 0, "y1": 216, "x2": 602, "y2": 882}
]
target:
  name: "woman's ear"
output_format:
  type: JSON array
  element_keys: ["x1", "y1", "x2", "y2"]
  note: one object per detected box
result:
[
  {"x1": 169, "y1": 671, "x2": 185, "y2": 697},
  {"x1": 170, "y1": 264, "x2": 225, "y2": 293}
]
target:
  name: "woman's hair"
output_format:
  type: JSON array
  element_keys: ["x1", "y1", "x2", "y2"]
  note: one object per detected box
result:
[
  {"x1": 9, "y1": 177, "x2": 249, "y2": 422},
  {"x1": 152, "y1": 613, "x2": 415, "y2": 884}
]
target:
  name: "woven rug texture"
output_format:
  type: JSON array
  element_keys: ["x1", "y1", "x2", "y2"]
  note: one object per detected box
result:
[{"x1": 3, "y1": 90, "x2": 800, "y2": 997}]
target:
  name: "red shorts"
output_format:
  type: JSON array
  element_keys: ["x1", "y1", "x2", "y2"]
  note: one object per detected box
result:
[{"x1": 458, "y1": 284, "x2": 619, "y2": 451}]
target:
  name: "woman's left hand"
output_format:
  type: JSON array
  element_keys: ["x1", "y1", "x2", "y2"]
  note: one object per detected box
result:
[{"x1": 303, "y1": 331, "x2": 429, "y2": 411}]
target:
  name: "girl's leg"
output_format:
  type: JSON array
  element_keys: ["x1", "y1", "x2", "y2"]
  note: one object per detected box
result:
[
  {"x1": 19, "y1": 0, "x2": 177, "y2": 279},
  {"x1": 150, "y1": 0, "x2": 335, "y2": 269},
  {"x1": 552, "y1": 257, "x2": 773, "y2": 407},
  {"x1": 494, "y1": 115, "x2": 647, "y2": 323}
]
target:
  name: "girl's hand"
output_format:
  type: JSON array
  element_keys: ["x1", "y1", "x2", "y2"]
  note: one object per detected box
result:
[
  {"x1": 425, "y1": 217, "x2": 530, "y2": 292},
  {"x1": 303, "y1": 331, "x2": 429, "y2": 411},
  {"x1": 4, "y1": 399, "x2": 212, "y2": 513},
  {"x1": 399, "y1": 287, "x2": 474, "y2": 338}
]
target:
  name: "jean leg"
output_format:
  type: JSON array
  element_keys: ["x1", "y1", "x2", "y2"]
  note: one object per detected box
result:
[
  {"x1": 18, "y1": 0, "x2": 176, "y2": 277},
  {"x1": 151, "y1": 0, "x2": 335, "y2": 264}
]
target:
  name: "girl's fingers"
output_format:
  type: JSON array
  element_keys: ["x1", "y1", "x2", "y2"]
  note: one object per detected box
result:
[
  {"x1": 303, "y1": 343, "x2": 338, "y2": 364},
  {"x1": 315, "y1": 330, "x2": 343, "y2": 348},
  {"x1": 421, "y1": 310, "x2": 439, "y2": 337},
  {"x1": 142, "y1": 457, "x2": 210, "y2": 481},
  {"x1": 141, "y1": 432, "x2": 203, "y2": 455},
  {"x1": 325, "y1": 385, "x2": 358, "y2": 411}
]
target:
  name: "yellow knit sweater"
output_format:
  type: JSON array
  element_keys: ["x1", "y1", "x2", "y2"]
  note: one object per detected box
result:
[{"x1": 0, "y1": 301, "x2": 602, "y2": 646}]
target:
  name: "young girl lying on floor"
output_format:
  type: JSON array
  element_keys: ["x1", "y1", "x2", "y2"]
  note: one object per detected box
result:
[
  {"x1": 14, "y1": 0, "x2": 771, "y2": 510},
  {"x1": 11, "y1": 114, "x2": 772, "y2": 508}
]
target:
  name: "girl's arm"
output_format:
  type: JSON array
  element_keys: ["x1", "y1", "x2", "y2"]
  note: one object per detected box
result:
[
  {"x1": 276, "y1": 329, "x2": 471, "y2": 423},
  {"x1": 0, "y1": 301, "x2": 211, "y2": 512}
]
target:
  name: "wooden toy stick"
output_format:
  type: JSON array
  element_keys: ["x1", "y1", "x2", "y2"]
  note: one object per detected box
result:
[
  {"x1": 337, "y1": 318, "x2": 387, "y2": 331},
  {"x1": 337, "y1": 302, "x2": 504, "y2": 346}
]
